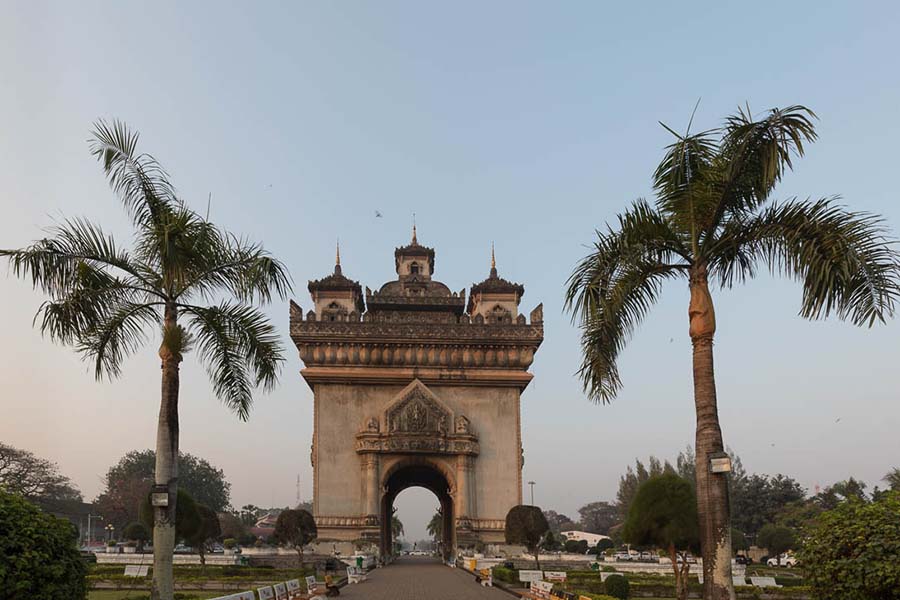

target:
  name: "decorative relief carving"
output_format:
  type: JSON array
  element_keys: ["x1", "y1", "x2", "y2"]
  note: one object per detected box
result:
[
  {"x1": 455, "y1": 415, "x2": 471, "y2": 434},
  {"x1": 366, "y1": 417, "x2": 380, "y2": 433},
  {"x1": 468, "y1": 518, "x2": 506, "y2": 531}
]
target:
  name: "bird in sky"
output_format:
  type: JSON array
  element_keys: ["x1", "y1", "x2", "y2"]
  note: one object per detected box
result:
[{"x1": 375, "y1": 210, "x2": 383, "y2": 218}]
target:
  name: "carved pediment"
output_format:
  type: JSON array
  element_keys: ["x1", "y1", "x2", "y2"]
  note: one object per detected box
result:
[
  {"x1": 385, "y1": 379, "x2": 450, "y2": 435},
  {"x1": 356, "y1": 379, "x2": 479, "y2": 456}
]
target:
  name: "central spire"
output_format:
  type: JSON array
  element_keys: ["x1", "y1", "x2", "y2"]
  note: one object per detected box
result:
[
  {"x1": 412, "y1": 213, "x2": 418, "y2": 245},
  {"x1": 490, "y1": 243, "x2": 498, "y2": 278},
  {"x1": 335, "y1": 239, "x2": 342, "y2": 275}
]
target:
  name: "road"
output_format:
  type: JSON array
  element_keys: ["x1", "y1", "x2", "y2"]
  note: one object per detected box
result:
[{"x1": 338, "y1": 556, "x2": 511, "y2": 600}]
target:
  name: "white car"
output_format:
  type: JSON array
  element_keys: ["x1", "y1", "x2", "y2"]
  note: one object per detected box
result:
[
  {"x1": 614, "y1": 551, "x2": 634, "y2": 561},
  {"x1": 767, "y1": 554, "x2": 798, "y2": 567}
]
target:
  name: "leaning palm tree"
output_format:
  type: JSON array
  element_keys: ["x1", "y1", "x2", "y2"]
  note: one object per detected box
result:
[
  {"x1": 565, "y1": 105, "x2": 899, "y2": 600},
  {"x1": 1, "y1": 121, "x2": 291, "y2": 600}
]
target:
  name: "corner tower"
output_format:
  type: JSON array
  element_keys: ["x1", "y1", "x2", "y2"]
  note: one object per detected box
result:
[{"x1": 290, "y1": 230, "x2": 543, "y2": 558}]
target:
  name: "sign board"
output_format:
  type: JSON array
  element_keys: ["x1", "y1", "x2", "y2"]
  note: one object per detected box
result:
[
  {"x1": 545, "y1": 571, "x2": 567, "y2": 582},
  {"x1": 286, "y1": 579, "x2": 301, "y2": 592},
  {"x1": 238, "y1": 593, "x2": 256, "y2": 600},
  {"x1": 124, "y1": 565, "x2": 149, "y2": 577},
  {"x1": 273, "y1": 582, "x2": 287, "y2": 599},
  {"x1": 257, "y1": 586, "x2": 275, "y2": 600},
  {"x1": 530, "y1": 580, "x2": 554, "y2": 598},
  {"x1": 519, "y1": 569, "x2": 543, "y2": 582}
]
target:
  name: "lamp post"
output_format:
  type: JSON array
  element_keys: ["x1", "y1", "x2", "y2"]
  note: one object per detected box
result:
[
  {"x1": 105, "y1": 523, "x2": 115, "y2": 543},
  {"x1": 527, "y1": 481, "x2": 536, "y2": 505}
]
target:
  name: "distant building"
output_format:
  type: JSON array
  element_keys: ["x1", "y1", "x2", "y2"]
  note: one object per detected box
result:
[{"x1": 561, "y1": 530, "x2": 610, "y2": 546}]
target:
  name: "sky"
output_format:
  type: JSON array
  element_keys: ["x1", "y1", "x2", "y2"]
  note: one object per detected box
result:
[{"x1": 1, "y1": 2, "x2": 899, "y2": 542}]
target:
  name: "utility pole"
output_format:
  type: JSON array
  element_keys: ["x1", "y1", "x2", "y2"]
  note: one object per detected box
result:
[
  {"x1": 527, "y1": 481, "x2": 536, "y2": 505},
  {"x1": 296, "y1": 475, "x2": 301, "y2": 505}
]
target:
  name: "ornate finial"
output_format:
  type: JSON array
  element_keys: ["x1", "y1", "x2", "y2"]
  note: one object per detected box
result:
[
  {"x1": 334, "y1": 238, "x2": 342, "y2": 275},
  {"x1": 490, "y1": 242, "x2": 498, "y2": 278},
  {"x1": 412, "y1": 213, "x2": 417, "y2": 244}
]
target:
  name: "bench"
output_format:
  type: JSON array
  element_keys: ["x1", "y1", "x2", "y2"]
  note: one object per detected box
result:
[
  {"x1": 347, "y1": 565, "x2": 367, "y2": 584},
  {"x1": 286, "y1": 578, "x2": 303, "y2": 599},
  {"x1": 750, "y1": 576, "x2": 781, "y2": 588},
  {"x1": 258, "y1": 586, "x2": 276, "y2": 600}
]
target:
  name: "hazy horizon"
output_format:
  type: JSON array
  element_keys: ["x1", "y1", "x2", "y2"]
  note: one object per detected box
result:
[{"x1": 2, "y1": 2, "x2": 899, "y2": 541}]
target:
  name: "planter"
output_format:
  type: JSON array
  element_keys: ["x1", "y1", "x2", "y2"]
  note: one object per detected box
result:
[
  {"x1": 106, "y1": 546, "x2": 118, "y2": 554},
  {"x1": 123, "y1": 546, "x2": 136, "y2": 554}
]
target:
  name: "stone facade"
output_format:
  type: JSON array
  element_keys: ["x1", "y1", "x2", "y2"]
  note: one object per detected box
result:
[{"x1": 290, "y1": 230, "x2": 542, "y2": 556}]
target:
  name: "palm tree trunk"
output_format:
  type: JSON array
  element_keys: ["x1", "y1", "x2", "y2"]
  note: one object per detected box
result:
[
  {"x1": 151, "y1": 306, "x2": 181, "y2": 600},
  {"x1": 689, "y1": 264, "x2": 735, "y2": 600}
]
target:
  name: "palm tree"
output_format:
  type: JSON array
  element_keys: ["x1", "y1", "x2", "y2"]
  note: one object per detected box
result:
[
  {"x1": 884, "y1": 468, "x2": 900, "y2": 492},
  {"x1": 426, "y1": 509, "x2": 443, "y2": 542},
  {"x1": 1, "y1": 121, "x2": 291, "y2": 600},
  {"x1": 565, "y1": 105, "x2": 899, "y2": 600},
  {"x1": 391, "y1": 506, "x2": 404, "y2": 539}
]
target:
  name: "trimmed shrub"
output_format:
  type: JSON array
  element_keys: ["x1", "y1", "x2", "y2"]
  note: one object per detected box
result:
[
  {"x1": 604, "y1": 574, "x2": 630, "y2": 599},
  {"x1": 0, "y1": 490, "x2": 88, "y2": 599}
]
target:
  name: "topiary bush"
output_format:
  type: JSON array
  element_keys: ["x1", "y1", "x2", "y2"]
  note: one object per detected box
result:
[
  {"x1": 604, "y1": 573, "x2": 630, "y2": 599},
  {"x1": 0, "y1": 490, "x2": 88, "y2": 599}
]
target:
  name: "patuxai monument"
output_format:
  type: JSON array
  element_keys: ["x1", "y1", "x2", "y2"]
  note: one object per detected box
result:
[{"x1": 289, "y1": 227, "x2": 543, "y2": 559}]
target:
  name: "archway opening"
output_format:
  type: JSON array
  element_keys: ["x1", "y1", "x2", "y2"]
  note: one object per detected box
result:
[{"x1": 381, "y1": 463, "x2": 454, "y2": 561}]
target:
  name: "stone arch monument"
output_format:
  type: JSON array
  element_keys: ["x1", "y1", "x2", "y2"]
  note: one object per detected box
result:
[{"x1": 290, "y1": 231, "x2": 543, "y2": 557}]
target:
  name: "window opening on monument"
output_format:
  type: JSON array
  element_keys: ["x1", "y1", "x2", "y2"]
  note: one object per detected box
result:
[{"x1": 410, "y1": 262, "x2": 419, "y2": 275}]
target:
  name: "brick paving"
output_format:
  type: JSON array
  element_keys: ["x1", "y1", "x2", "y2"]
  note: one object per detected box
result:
[{"x1": 339, "y1": 556, "x2": 512, "y2": 600}]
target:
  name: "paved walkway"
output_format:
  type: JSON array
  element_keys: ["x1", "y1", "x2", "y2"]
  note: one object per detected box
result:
[{"x1": 338, "y1": 556, "x2": 511, "y2": 600}]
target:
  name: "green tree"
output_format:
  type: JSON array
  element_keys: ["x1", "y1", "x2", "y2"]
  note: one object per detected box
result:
[
  {"x1": 623, "y1": 473, "x2": 699, "y2": 600},
  {"x1": 426, "y1": 509, "x2": 443, "y2": 542},
  {"x1": 757, "y1": 524, "x2": 795, "y2": 565},
  {"x1": 884, "y1": 468, "x2": 900, "y2": 492},
  {"x1": 593, "y1": 538, "x2": 614, "y2": 554},
  {"x1": 272, "y1": 509, "x2": 317, "y2": 566},
  {"x1": 140, "y1": 488, "x2": 201, "y2": 546},
  {"x1": 730, "y1": 528, "x2": 748, "y2": 554},
  {"x1": 391, "y1": 511, "x2": 405, "y2": 540},
  {"x1": 123, "y1": 521, "x2": 150, "y2": 552},
  {"x1": 565, "y1": 105, "x2": 900, "y2": 599},
  {"x1": 564, "y1": 539, "x2": 589, "y2": 554},
  {"x1": 0, "y1": 443, "x2": 82, "y2": 505},
  {"x1": 504, "y1": 505, "x2": 550, "y2": 569},
  {"x1": 0, "y1": 490, "x2": 88, "y2": 599},
  {"x1": 731, "y1": 473, "x2": 805, "y2": 536},
  {"x1": 1, "y1": 121, "x2": 290, "y2": 600},
  {"x1": 577, "y1": 500, "x2": 621, "y2": 534},
  {"x1": 95, "y1": 449, "x2": 232, "y2": 531},
  {"x1": 543, "y1": 509, "x2": 578, "y2": 533},
  {"x1": 615, "y1": 457, "x2": 675, "y2": 519},
  {"x1": 240, "y1": 504, "x2": 261, "y2": 526},
  {"x1": 543, "y1": 531, "x2": 561, "y2": 551},
  {"x1": 186, "y1": 504, "x2": 221, "y2": 567},
  {"x1": 798, "y1": 491, "x2": 900, "y2": 599}
]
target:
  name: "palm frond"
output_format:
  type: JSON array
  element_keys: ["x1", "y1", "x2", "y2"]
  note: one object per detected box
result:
[
  {"x1": 77, "y1": 302, "x2": 162, "y2": 379},
  {"x1": 182, "y1": 302, "x2": 284, "y2": 420},
  {"x1": 1, "y1": 218, "x2": 153, "y2": 296},
  {"x1": 90, "y1": 119, "x2": 178, "y2": 227},
  {"x1": 653, "y1": 128, "x2": 720, "y2": 240},
  {"x1": 724, "y1": 198, "x2": 900, "y2": 326},
  {"x1": 177, "y1": 233, "x2": 292, "y2": 303},
  {"x1": 565, "y1": 202, "x2": 689, "y2": 402},
  {"x1": 702, "y1": 106, "x2": 818, "y2": 245}
]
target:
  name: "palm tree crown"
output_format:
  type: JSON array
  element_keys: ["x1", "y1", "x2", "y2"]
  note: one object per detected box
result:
[
  {"x1": 2, "y1": 120, "x2": 291, "y2": 419},
  {"x1": 565, "y1": 105, "x2": 899, "y2": 402}
]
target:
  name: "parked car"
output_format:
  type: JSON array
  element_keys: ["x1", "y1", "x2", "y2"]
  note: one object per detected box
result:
[
  {"x1": 639, "y1": 551, "x2": 657, "y2": 562},
  {"x1": 735, "y1": 555, "x2": 752, "y2": 565},
  {"x1": 174, "y1": 544, "x2": 192, "y2": 554},
  {"x1": 209, "y1": 543, "x2": 224, "y2": 554},
  {"x1": 614, "y1": 551, "x2": 633, "y2": 561},
  {"x1": 767, "y1": 554, "x2": 798, "y2": 567}
]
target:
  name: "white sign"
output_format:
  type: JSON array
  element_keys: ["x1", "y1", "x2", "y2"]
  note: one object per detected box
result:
[
  {"x1": 257, "y1": 586, "x2": 275, "y2": 600},
  {"x1": 530, "y1": 580, "x2": 554, "y2": 598},
  {"x1": 273, "y1": 582, "x2": 288, "y2": 599},
  {"x1": 545, "y1": 571, "x2": 567, "y2": 582},
  {"x1": 519, "y1": 569, "x2": 543, "y2": 582}
]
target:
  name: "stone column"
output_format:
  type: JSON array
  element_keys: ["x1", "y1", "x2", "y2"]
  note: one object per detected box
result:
[
  {"x1": 455, "y1": 454, "x2": 471, "y2": 519},
  {"x1": 365, "y1": 454, "x2": 380, "y2": 518}
]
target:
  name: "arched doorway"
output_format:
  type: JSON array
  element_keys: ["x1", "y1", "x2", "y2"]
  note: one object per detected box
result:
[{"x1": 380, "y1": 461, "x2": 455, "y2": 560}]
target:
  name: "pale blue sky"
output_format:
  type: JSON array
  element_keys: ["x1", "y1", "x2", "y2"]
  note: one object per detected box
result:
[{"x1": 1, "y1": 2, "x2": 898, "y2": 541}]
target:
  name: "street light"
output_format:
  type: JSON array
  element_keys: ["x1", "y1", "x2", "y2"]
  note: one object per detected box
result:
[
  {"x1": 527, "y1": 481, "x2": 536, "y2": 505},
  {"x1": 85, "y1": 514, "x2": 103, "y2": 546},
  {"x1": 105, "y1": 523, "x2": 115, "y2": 543}
]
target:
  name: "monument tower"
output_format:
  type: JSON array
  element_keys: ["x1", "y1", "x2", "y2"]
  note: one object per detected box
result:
[{"x1": 290, "y1": 229, "x2": 543, "y2": 557}]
